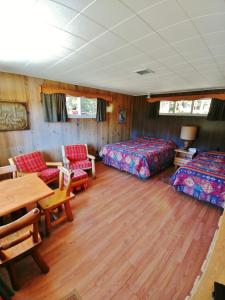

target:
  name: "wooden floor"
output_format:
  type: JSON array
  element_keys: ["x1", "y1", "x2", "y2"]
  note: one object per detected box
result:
[{"x1": 1, "y1": 163, "x2": 221, "y2": 300}]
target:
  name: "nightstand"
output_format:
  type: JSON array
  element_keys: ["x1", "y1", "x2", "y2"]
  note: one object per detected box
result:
[{"x1": 174, "y1": 149, "x2": 196, "y2": 168}]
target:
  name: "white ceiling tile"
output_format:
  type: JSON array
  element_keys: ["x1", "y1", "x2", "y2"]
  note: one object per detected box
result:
[
  {"x1": 188, "y1": 57, "x2": 215, "y2": 68},
  {"x1": 210, "y1": 45, "x2": 225, "y2": 57},
  {"x1": 182, "y1": 48, "x2": 212, "y2": 61},
  {"x1": 111, "y1": 45, "x2": 142, "y2": 60},
  {"x1": 133, "y1": 33, "x2": 168, "y2": 53},
  {"x1": 139, "y1": 0, "x2": 188, "y2": 31},
  {"x1": 35, "y1": 0, "x2": 77, "y2": 28},
  {"x1": 76, "y1": 43, "x2": 104, "y2": 58},
  {"x1": 169, "y1": 62, "x2": 196, "y2": 73},
  {"x1": 54, "y1": 0, "x2": 95, "y2": 12},
  {"x1": 112, "y1": 16, "x2": 153, "y2": 42},
  {"x1": 194, "y1": 63, "x2": 219, "y2": 72},
  {"x1": 51, "y1": 28, "x2": 87, "y2": 50},
  {"x1": 178, "y1": 0, "x2": 225, "y2": 18},
  {"x1": 197, "y1": 65, "x2": 220, "y2": 75},
  {"x1": 159, "y1": 21, "x2": 198, "y2": 43},
  {"x1": 120, "y1": 0, "x2": 163, "y2": 13},
  {"x1": 47, "y1": 52, "x2": 90, "y2": 73},
  {"x1": 172, "y1": 36, "x2": 206, "y2": 53},
  {"x1": 75, "y1": 53, "x2": 119, "y2": 71},
  {"x1": 158, "y1": 54, "x2": 185, "y2": 67},
  {"x1": 193, "y1": 14, "x2": 225, "y2": 35},
  {"x1": 92, "y1": 31, "x2": 126, "y2": 51},
  {"x1": 83, "y1": 0, "x2": 133, "y2": 28},
  {"x1": 65, "y1": 14, "x2": 106, "y2": 40},
  {"x1": 202, "y1": 31, "x2": 225, "y2": 47},
  {"x1": 149, "y1": 46, "x2": 177, "y2": 60}
]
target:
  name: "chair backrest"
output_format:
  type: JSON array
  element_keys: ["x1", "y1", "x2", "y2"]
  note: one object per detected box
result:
[
  {"x1": 10, "y1": 151, "x2": 47, "y2": 173},
  {"x1": 0, "y1": 165, "x2": 17, "y2": 176},
  {"x1": 0, "y1": 165, "x2": 17, "y2": 179},
  {"x1": 0, "y1": 208, "x2": 40, "y2": 261},
  {"x1": 58, "y1": 166, "x2": 74, "y2": 197},
  {"x1": 63, "y1": 144, "x2": 88, "y2": 162}
]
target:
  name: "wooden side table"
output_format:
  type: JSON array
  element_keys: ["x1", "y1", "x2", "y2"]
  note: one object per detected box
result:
[{"x1": 174, "y1": 149, "x2": 196, "y2": 168}]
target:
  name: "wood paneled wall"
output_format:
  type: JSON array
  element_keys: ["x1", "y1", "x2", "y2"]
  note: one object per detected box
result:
[
  {"x1": 0, "y1": 72, "x2": 134, "y2": 165},
  {"x1": 132, "y1": 96, "x2": 225, "y2": 151}
]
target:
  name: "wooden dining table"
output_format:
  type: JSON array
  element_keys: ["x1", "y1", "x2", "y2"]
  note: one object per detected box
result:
[{"x1": 0, "y1": 174, "x2": 54, "y2": 217}]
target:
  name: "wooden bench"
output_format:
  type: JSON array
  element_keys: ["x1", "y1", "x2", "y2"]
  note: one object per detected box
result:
[{"x1": 187, "y1": 212, "x2": 225, "y2": 300}]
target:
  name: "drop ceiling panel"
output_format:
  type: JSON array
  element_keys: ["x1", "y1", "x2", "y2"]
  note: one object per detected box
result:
[
  {"x1": 172, "y1": 37, "x2": 207, "y2": 54},
  {"x1": 65, "y1": 14, "x2": 106, "y2": 40},
  {"x1": 0, "y1": 0, "x2": 225, "y2": 95},
  {"x1": 120, "y1": 0, "x2": 164, "y2": 13},
  {"x1": 112, "y1": 16, "x2": 153, "y2": 42},
  {"x1": 193, "y1": 14, "x2": 225, "y2": 35},
  {"x1": 55, "y1": 0, "x2": 95, "y2": 12},
  {"x1": 92, "y1": 31, "x2": 127, "y2": 51},
  {"x1": 159, "y1": 21, "x2": 198, "y2": 43},
  {"x1": 35, "y1": 0, "x2": 77, "y2": 28},
  {"x1": 178, "y1": 0, "x2": 225, "y2": 18},
  {"x1": 140, "y1": 0, "x2": 188, "y2": 31},
  {"x1": 133, "y1": 34, "x2": 168, "y2": 53},
  {"x1": 202, "y1": 31, "x2": 225, "y2": 47},
  {"x1": 83, "y1": 0, "x2": 133, "y2": 28}
]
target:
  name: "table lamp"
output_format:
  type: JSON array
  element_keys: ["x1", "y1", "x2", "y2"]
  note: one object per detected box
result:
[{"x1": 180, "y1": 125, "x2": 197, "y2": 150}]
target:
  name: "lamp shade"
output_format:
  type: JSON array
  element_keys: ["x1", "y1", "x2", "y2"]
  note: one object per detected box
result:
[{"x1": 180, "y1": 126, "x2": 197, "y2": 141}]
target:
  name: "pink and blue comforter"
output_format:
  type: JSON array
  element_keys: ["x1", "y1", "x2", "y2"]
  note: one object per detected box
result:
[
  {"x1": 172, "y1": 151, "x2": 225, "y2": 208},
  {"x1": 102, "y1": 137, "x2": 176, "y2": 179}
]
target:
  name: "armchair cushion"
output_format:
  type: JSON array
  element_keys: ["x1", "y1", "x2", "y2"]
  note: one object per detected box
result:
[
  {"x1": 65, "y1": 145, "x2": 87, "y2": 162},
  {"x1": 70, "y1": 160, "x2": 92, "y2": 170},
  {"x1": 39, "y1": 168, "x2": 60, "y2": 182},
  {"x1": 14, "y1": 151, "x2": 47, "y2": 173}
]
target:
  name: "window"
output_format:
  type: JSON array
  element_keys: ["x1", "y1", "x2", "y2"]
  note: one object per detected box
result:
[
  {"x1": 159, "y1": 99, "x2": 211, "y2": 116},
  {"x1": 66, "y1": 96, "x2": 97, "y2": 118}
]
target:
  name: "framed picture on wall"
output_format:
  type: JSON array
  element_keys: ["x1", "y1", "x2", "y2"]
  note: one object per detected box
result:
[
  {"x1": 0, "y1": 101, "x2": 29, "y2": 131},
  {"x1": 118, "y1": 107, "x2": 126, "y2": 124}
]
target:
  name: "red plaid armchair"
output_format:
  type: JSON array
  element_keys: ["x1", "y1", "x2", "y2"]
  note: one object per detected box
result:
[
  {"x1": 9, "y1": 151, "x2": 62, "y2": 184},
  {"x1": 61, "y1": 144, "x2": 96, "y2": 178}
]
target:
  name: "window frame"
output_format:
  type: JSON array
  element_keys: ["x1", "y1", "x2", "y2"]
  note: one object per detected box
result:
[
  {"x1": 159, "y1": 99, "x2": 211, "y2": 117},
  {"x1": 66, "y1": 96, "x2": 97, "y2": 119}
]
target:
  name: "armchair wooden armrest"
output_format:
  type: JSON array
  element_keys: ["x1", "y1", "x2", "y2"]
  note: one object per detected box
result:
[
  {"x1": 17, "y1": 171, "x2": 39, "y2": 177},
  {"x1": 46, "y1": 162, "x2": 63, "y2": 167},
  {"x1": 87, "y1": 154, "x2": 95, "y2": 160},
  {"x1": 58, "y1": 166, "x2": 73, "y2": 177},
  {"x1": 87, "y1": 154, "x2": 96, "y2": 178}
]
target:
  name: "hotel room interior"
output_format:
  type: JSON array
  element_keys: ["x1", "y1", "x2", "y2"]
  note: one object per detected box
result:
[{"x1": 0, "y1": 0, "x2": 225, "y2": 299}]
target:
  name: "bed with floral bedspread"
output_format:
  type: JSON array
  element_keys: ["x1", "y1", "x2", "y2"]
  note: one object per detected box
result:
[
  {"x1": 102, "y1": 137, "x2": 176, "y2": 179},
  {"x1": 172, "y1": 151, "x2": 225, "y2": 208}
]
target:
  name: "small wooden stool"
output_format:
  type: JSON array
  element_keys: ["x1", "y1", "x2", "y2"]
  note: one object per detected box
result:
[
  {"x1": 69, "y1": 169, "x2": 88, "y2": 191},
  {"x1": 38, "y1": 167, "x2": 75, "y2": 236}
]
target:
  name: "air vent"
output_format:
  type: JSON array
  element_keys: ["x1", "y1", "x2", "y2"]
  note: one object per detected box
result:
[{"x1": 136, "y1": 68, "x2": 155, "y2": 75}]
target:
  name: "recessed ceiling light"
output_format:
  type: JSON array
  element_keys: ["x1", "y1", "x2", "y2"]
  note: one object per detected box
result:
[{"x1": 135, "y1": 68, "x2": 155, "y2": 75}]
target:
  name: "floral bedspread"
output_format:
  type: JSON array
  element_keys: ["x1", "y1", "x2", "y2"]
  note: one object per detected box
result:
[
  {"x1": 102, "y1": 137, "x2": 176, "y2": 179},
  {"x1": 172, "y1": 151, "x2": 225, "y2": 208}
]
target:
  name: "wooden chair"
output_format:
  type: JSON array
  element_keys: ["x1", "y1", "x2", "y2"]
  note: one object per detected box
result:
[
  {"x1": 61, "y1": 144, "x2": 96, "y2": 178},
  {"x1": 0, "y1": 165, "x2": 21, "y2": 225},
  {"x1": 38, "y1": 167, "x2": 75, "y2": 236},
  {"x1": 0, "y1": 208, "x2": 49, "y2": 291},
  {"x1": 9, "y1": 151, "x2": 62, "y2": 184},
  {"x1": 0, "y1": 165, "x2": 17, "y2": 180}
]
